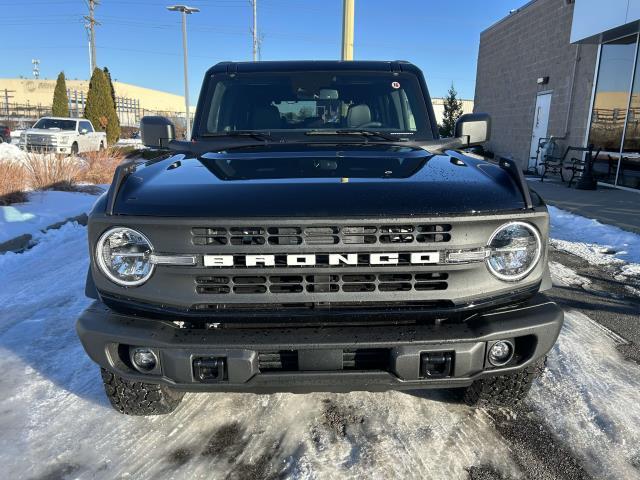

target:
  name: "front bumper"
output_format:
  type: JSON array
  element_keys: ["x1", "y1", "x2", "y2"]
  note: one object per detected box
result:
[
  {"x1": 76, "y1": 294, "x2": 563, "y2": 393},
  {"x1": 20, "y1": 143, "x2": 70, "y2": 154}
]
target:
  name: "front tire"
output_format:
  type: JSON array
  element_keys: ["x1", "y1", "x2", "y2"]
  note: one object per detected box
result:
[
  {"x1": 71, "y1": 142, "x2": 79, "y2": 156},
  {"x1": 463, "y1": 358, "x2": 546, "y2": 408},
  {"x1": 101, "y1": 368, "x2": 184, "y2": 416}
]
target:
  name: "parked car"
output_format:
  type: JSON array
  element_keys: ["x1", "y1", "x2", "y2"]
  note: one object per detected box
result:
[
  {"x1": 19, "y1": 117, "x2": 106, "y2": 154},
  {"x1": 0, "y1": 125, "x2": 10, "y2": 143},
  {"x1": 77, "y1": 60, "x2": 562, "y2": 416}
]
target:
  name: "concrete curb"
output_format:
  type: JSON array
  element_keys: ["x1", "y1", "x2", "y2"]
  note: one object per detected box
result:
[{"x1": 0, "y1": 213, "x2": 88, "y2": 254}]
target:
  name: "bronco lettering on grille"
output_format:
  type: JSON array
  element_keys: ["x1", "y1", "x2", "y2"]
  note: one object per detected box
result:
[{"x1": 203, "y1": 252, "x2": 440, "y2": 267}]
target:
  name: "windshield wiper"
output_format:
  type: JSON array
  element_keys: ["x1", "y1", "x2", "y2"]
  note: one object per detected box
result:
[
  {"x1": 200, "y1": 130, "x2": 274, "y2": 142},
  {"x1": 305, "y1": 129, "x2": 407, "y2": 142}
]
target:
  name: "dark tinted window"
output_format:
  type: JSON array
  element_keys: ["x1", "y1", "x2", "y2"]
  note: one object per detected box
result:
[
  {"x1": 201, "y1": 71, "x2": 432, "y2": 139},
  {"x1": 33, "y1": 118, "x2": 77, "y2": 131}
]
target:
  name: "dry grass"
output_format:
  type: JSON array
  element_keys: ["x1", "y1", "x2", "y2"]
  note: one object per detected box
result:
[
  {"x1": 76, "y1": 147, "x2": 126, "y2": 184},
  {"x1": 0, "y1": 162, "x2": 29, "y2": 205},
  {"x1": 22, "y1": 153, "x2": 85, "y2": 191},
  {"x1": 0, "y1": 146, "x2": 128, "y2": 205}
]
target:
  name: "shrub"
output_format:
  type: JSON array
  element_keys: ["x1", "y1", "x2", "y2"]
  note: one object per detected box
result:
[
  {"x1": 85, "y1": 68, "x2": 120, "y2": 145},
  {"x1": 76, "y1": 147, "x2": 126, "y2": 184},
  {"x1": 0, "y1": 162, "x2": 29, "y2": 205},
  {"x1": 22, "y1": 153, "x2": 85, "y2": 190},
  {"x1": 52, "y1": 72, "x2": 70, "y2": 117}
]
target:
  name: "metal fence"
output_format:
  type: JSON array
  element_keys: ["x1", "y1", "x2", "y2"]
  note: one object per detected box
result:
[{"x1": 0, "y1": 88, "x2": 192, "y2": 131}]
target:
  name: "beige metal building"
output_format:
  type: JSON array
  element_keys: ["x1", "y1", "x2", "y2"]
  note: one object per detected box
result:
[
  {"x1": 0, "y1": 77, "x2": 188, "y2": 127},
  {"x1": 431, "y1": 98, "x2": 474, "y2": 126}
]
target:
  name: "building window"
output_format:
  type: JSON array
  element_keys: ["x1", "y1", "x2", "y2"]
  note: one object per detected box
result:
[{"x1": 587, "y1": 35, "x2": 636, "y2": 153}]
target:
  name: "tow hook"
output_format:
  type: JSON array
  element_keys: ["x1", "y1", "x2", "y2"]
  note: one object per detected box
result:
[{"x1": 420, "y1": 352, "x2": 454, "y2": 378}]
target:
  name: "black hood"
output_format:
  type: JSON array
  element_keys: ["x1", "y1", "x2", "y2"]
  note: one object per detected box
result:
[{"x1": 112, "y1": 144, "x2": 526, "y2": 217}]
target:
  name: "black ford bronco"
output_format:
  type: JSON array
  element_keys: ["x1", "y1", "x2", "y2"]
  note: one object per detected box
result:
[{"x1": 77, "y1": 61, "x2": 563, "y2": 415}]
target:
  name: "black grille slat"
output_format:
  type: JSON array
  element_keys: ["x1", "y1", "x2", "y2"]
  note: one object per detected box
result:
[
  {"x1": 343, "y1": 349, "x2": 390, "y2": 370},
  {"x1": 259, "y1": 351, "x2": 298, "y2": 371},
  {"x1": 414, "y1": 282, "x2": 448, "y2": 291},
  {"x1": 196, "y1": 273, "x2": 449, "y2": 295},
  {"x1": 191, "y1": 223, "x2": 451, "y2": 246}
]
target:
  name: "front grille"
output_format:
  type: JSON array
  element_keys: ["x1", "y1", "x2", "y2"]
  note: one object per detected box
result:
[
  {"x1": 192, "y1": 223, "x2": 452, "y2": 246},
  {"x1": 26, "y1": 134, "x2": 55, "y2": 146},
  {"x1": 342, "y1": 348, "x2": 390, "y2": 370},
  {"x1": 196, "y1": 272, "x2": 449, "y2": 295},
  {"x1": 257, "y1": 349, "x2": 390, "y2": 371},
  {"x1": 258, "y1": 351, "x2": 298, "y2": 371}
]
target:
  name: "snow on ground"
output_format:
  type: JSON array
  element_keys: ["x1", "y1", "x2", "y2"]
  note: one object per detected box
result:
[
  {"x1": 1, "y1": 222, "x2": 640, "y2": 479},
  {"x1": 0, "y1": 142, "x2": 27, "y2": 164},
  {"x1": 116, "y1": 138, "x2": 143, "y2": 147},
  {"x1": 0, "y1": 189, "x2": 102, "y2": 244},
  {"x1": 548, "y1": 205, "x2": 640, "y2": 282}
]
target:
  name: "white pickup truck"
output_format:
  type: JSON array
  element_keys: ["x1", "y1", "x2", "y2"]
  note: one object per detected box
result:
[{"x1": 19, "y1": 117, "x2": 107, "y2": 155}]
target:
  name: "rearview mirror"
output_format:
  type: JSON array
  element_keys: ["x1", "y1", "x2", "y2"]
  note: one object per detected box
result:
[
  {"x1": 455, "y1": 113, "x2": 491, "y2": 147},
  {"x1": 140, "y1": 116, "x2": 175, "y2": 149}
]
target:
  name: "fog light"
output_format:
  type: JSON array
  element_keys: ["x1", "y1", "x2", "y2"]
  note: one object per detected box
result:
[
  {"x1": 131, "y1": 347, "x2": 158, "y2": 372},
  {"x1": 488, "y1": 340, "x2": 514, "y2": 366}
]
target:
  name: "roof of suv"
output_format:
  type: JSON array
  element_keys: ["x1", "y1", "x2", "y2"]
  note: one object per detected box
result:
[{"x1": 208, "y1": 60, "x2": 420, "y2": 75}]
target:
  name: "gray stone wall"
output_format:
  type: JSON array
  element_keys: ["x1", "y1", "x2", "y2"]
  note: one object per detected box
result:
[{"x1": 474, "y1": 0, "x2": 599, "y2": 170}]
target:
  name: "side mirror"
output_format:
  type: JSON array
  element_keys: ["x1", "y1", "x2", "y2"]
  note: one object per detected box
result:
[
  {"x1": 140, "y1": 116, "x2": 175, "y2": 149},
  {"x1": 80, "y1": 128, "x2": 88, "y2": 135},
  {"x1": 455, "y1": 113, "x2": 491, "y2": 147}
]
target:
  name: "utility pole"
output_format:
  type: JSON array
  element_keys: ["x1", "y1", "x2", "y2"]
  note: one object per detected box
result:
[
  {"x1": 167, "y1": 5, "x2": 200, "y2": 140},
  {"x1": 341, "y1": 0, "x2": 355, "y2": 60},
  {"x1": 84, "y1": 0, "x2": 99, "y2": 73},
  {"x1": 251, "y1": 0, "x2": 258, "y2": 61},
  {"x1": 85, "y1": 25, "x2": 93, "y2": 78}
]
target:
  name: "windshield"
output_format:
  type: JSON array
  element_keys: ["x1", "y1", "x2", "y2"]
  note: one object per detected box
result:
[
  {"x1": 200, "y1": 71, "x2": 433, "y2": 139},
  {"x1": 33, "y1": 118, "x2": 77, "y2": 131}
]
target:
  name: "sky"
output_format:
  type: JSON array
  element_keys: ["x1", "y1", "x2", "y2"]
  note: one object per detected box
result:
[{"x1": 0, "y1": 0, "x2": 529, "y2": 102}]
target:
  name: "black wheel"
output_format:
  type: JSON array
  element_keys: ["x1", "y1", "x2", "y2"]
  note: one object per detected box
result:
[
  {"x1": 463, "y1": 358, "x2": 546, "y2": 408},
  {"x1": 101, "y1": 368, "x2": 184, "y2": 416},
  {"x1": 99, "y1": 141, "x2": 105, "y2": 151},
  {"x1": 71, "y1": 142, "x2": 79, "y2": 156}
]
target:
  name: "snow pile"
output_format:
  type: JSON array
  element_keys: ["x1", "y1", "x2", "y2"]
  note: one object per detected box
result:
[
  {"x1": 548, "y1": 205, "x2": 640, "y2": 281},
  {"x1": 0, "y1": 189, "x2": 102, "y2": 245},
  {"x1": 116, "y1": 138, "x2": 143, "y2": 147},
  {"x1": 530, "y1": 310, "x2": 640, "y2": 479},
  {"x1": 0, "y1": 143, "x2": 27, "y2": 165}
]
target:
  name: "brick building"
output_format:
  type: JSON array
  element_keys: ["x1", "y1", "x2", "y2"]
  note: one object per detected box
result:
[{"x1": 475, "y1": 0, "x2": 640, "y2": 191}]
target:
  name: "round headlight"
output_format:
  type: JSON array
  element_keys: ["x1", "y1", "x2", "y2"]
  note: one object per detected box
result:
[
  {"x1": 96, "y1": 227, "x2": 154, "y2": 286},
  {"x1": 486, "y1": 222, "x2": 541, "y2": 281}
]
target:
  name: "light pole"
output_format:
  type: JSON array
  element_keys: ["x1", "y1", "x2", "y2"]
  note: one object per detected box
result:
[
  {"x1": 341, "y1": 0, "x2": 354, "y2": 60},
  {"x1": 167, "y1": 4, "x2": 199, "y2": 140}
]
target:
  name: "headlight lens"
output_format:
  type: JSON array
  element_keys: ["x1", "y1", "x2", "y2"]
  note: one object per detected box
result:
[
  {"x1": 486, "y1": 222, "x2": 542, "y2": 281},
  {"x1": 96, "y1": 227, "x2": 154, "y2": 286}
]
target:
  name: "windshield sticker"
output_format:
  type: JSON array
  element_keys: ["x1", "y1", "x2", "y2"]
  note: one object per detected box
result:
[{"x1": 391, "y1": 81, "x2": 401, "y2": 89}]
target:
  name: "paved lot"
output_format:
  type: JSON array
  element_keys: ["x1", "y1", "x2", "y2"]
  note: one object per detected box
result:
[{"x1": 527, "y1": 177, "x2": 640, "y2": 234}]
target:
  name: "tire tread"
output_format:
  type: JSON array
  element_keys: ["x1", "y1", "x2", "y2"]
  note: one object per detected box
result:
[
  {"x1": 100, "y1": 368, "x2": 184, "y2": 416},
  {"x1": 463, "y1": 358, "x2": 546, "y2": 408}
]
